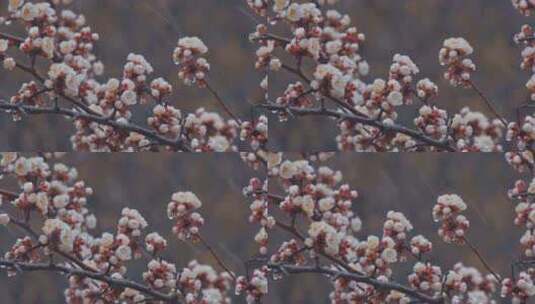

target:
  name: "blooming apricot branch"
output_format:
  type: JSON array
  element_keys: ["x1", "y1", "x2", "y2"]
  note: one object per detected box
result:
[
  {"x1": 0, "y1": 153, "x2": 237, "y2": 303},
  {"x1": 2, "y1": 0, "x2": 532, "y2": 153},
  {"x1": 0, "y1": 260, "x2": 180, "y2": 302},
  {"x1": 0, "y1": 0, "x2": 267, "y2": 152},
  {"x1": 248, "y1": 0, "x2": 535, "y2": 152},
  {"x1": 232, "y1": 151, "x2": 535, "y2": 304},
  {"x1": 3, "y1": 150, "x2": 535, "y2": 303}
]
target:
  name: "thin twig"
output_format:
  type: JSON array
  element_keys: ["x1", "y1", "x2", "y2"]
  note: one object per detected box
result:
[
  {"x1": 251, "y1": 33, "x2": 291, "y2": 45},
  {"x1": 198, "y1": 235, "x2": 236, "y2": 280},
  {"x1": 468, "y1": 80, "x2": 507, "y2": 127},
  {"x1": 204, "y1": 82, "x2": 241, "y2": 123},
  {"x1": 463, "y1": 236, "x2": 502, "y2": 283},
  {"x1": 281, "y1": 64, "x2": 310, "y2": 83}
]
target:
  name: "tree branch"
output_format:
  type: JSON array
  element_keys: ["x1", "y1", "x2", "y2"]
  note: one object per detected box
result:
[
  {"x1": 198, "y1": 235, "x2": 236, "y2": 280},
  {"x1": 0, "y1": 103, "x2": 191, "y2": 151},
  {"x1": 11, "y1": 61, "x2": 100, "y2": 116},
  {"x1": 204, "y1": 82, "x2": 241, "y2": 123},
  {"x1": 0, "y1": 260, "x2": 180, "y2": 303},
  {"x1": 0, "y1": 32, "x2": 24, "y2": 45},
  {"x1": 462, "y1": 236, "x2": 502, "y2": 283},
  {"x1": 0, "y1": 189, "x2": 18, "y2": 200},
  {"x1": 259, "y1": 102, "x2": 456, "y2": 151},
  {"x1": 268, "y1": 263, "x2": 444, "y2": 304},
  {"x1": 468, "y1": 80, "x2": 507, "y2": 127},
  {"x1": 251, "y1": 34, "x2": 291, "y2": 46}
]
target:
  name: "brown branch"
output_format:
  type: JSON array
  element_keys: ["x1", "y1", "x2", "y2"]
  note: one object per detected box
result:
[
  {"x1": 266, "y1": 193, "x2": 285, "y2": 204},
  {"x1": 0, "y1": 102, "x2": 191, "y2": 151},
  {"x1": 251, "y1": 34, "x2": 291, "y2": 46},
  {"x1": 0, "y1": 189, "x2": 18, "y2": 200},
  {"x1": 511, "y1": 192, "x2": 535, "y2": 200},
  {"x1": 281, "y1": 63, "x2": 310, "y2": 83},
  {"x1": 0, "y1": 32, "x2": 24, "y2": 45},
  {"x1": 7, "y1": 215, "x2": 100, "y2": 272},
  {"x1": 516, "y1": 37, "x2": 535, "y2": 44},
  {"x1": 462, "y1": 236, "x2": 502, "y2": 283},
  {"x1": 54, "y1": 249, "x2": 99, "y2": 273},
  {"x1": 259, "y1": 102, "x2": 456, "y2": 151},
  {"x1": 204, "y1": 82, "x2": 241, "y2": 123},
  {"x1": 274, "y1": 219, "x2": 356, "y2": 273},
  {"x1": 468, "y1": 80, "x2": 507, "y2": 127},
  {"x1": 0, "y1": 260, "x2": 180, "y2": 303},
  {"x1": 3, "y1": 209, "x2": 180, "y2": 301},
  {"x1": 12, "y1": 61, "x2": 44, "y2": 82},
  {"x1": 198, "y1": 235, "x2": 236, "y2": 280},
  {"x1": 12, "y1": 61, "x2": 100, "y2": 116},
  {"x1": 275, "y1": 220, "x2": 304, "y2": 242},
  {"x1": 268, "y1": 263, "x2": 444, "y2": 304},
  {"x1": 280, "y1": 63, "x2": 368, "y2": 118},
  {"x1": 7, "y1": 216, "x2": 39, "y2": 239}
]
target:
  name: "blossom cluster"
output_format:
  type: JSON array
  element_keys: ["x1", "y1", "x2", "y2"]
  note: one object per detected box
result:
[
  {"x1": 438, "y1": 38, "x2": 476, "y2": 88},
  {"x1": 505, "y1": 148, "x2": 535, "y2": 303},
  {"x1": 147, "y1": 104, "x2": 182, "y2": 139},
  {"x1": 235, "y1": 267, "x2": 269, "y2": 304},
  {"x1": 450, "y1": 107, "x2": 504, "y2": 152},
  {"x1": 414, "y1": 105, "x2": 449, "y2": 141},
  {"x1": 513, "y1": 0, "x2": 535, "y2": 16},
  {"x1": 179, "y1": 260, "x2": 233, "y2": 304},
  {"x1": 432, "y1": 194, "x2": 470, "y2": 244},
  {"x1": 444, "y1": 263, "x2": 497, "y2": 303},
  {"x1": 173, "y1": 37, "x2": 210, "y2": 87},
  {"x1": 167, "y1": 191, "x2": 204, "y2": 241},
  {"x1": 243, "y1": 177, "x2": 272, "y2": 254},
  {"x1": 501, "y1": 270, "x2": 535, "y2": 303},
  {"x1": 143, "y1": 259, "x2": 177, "y2": 290},
  {"x1": 493, "y1": 6, "x2": 535, "y2": 157},
  {"x1": 183, "y1": 108, "x2": 239, "y2": 152},
  {"x1": 408, "y1": 262, "x2": 443, "y2": 296}
]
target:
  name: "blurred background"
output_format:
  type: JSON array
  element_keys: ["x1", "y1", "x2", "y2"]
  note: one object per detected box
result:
[
  {"x1": 268, "y1": 0, "x2": 529, "y2": 151},
  {"x1": 0, "y1": 0, "x2": 264, "y2": 150},
  {"x1": 0, "y1": 153, "x2": 525, "y2": 303}
]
